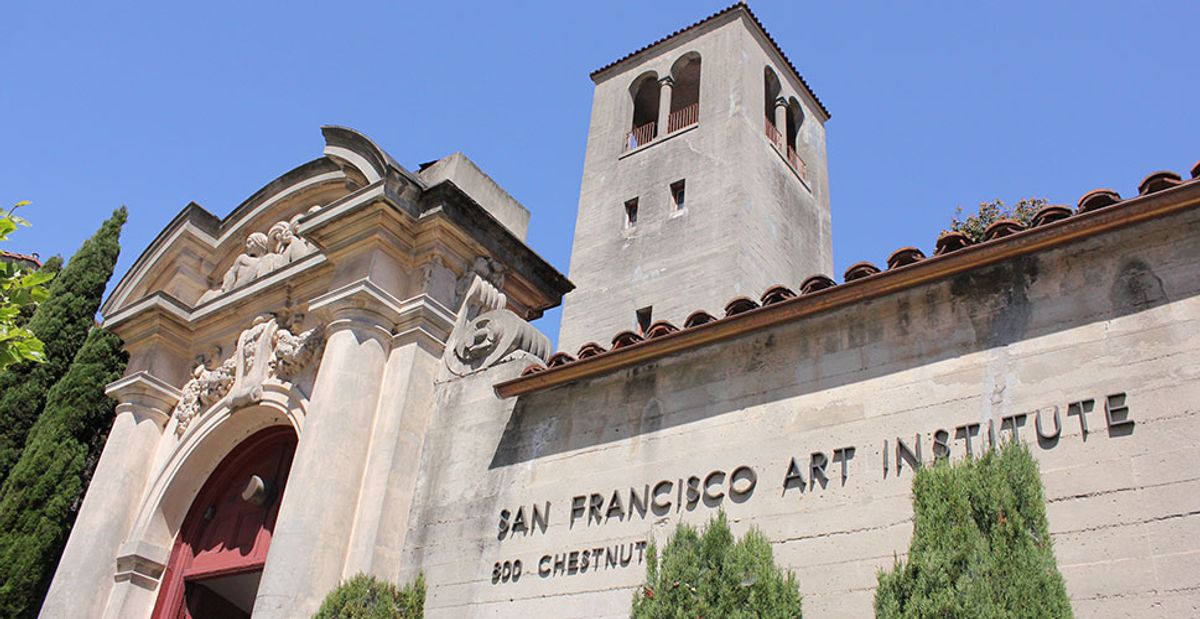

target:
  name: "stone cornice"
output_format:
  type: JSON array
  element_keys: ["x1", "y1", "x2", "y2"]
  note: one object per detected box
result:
[
  {"x1": 106, "y1": 371, "x2": 182, "y2": 419},
  {"x1": 309, "y1": 278, "x2": 409, "y2": 326}
]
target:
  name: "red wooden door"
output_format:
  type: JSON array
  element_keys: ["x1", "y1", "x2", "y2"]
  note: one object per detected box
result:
[{"x1": 152, "y1": 427, "x2": 296, "y2": 619}]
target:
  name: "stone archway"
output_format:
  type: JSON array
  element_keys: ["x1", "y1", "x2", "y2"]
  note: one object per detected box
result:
[{"x1": 150, "y1": 426, "x2": 296, "y2": 619}]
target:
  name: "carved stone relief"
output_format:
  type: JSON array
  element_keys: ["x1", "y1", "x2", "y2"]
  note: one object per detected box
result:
[
  {"x1": 444, "y1": 275, "x2": 549, "y2": 377},
  {"x1": 197, "y1": 205, "x2": 322, "y2": 304},
  {"x1": 172, "y1": 314, "x2": 324, "y2": 435}
]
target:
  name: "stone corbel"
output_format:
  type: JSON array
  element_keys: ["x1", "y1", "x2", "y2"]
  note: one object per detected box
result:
[
  {"x1": 113, "y1": 541, "x2": 170, "y2": 590},
  {"x1": 443, "y1": 275, "x2": 550, "y2": 377}
]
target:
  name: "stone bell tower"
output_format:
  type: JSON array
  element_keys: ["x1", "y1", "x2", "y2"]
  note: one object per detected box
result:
[{"x1": 558, "y1": 4, "x2": 833, "y2": 353}]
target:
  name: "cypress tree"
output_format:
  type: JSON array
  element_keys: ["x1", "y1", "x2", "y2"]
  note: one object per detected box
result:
[
  {"x1": 0, "y1": 327, "x2": 127, "y2": 618},
  {"x1": 875, "y1": 441, "x2": 1072, "y2": 618},
  {"x1": 632, "y1": 512, "x2": 803, "y2": 618},
  {"x1": 0, "y1": 207, "x2": 126, "y2": 485}
]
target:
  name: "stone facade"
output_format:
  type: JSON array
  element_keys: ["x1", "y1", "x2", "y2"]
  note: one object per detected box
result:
[{"x1": 42, "y1": 4, "x2": 1200, "y2": 619}]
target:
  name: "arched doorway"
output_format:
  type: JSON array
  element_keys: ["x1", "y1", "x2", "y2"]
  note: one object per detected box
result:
[{"x1": 151, "y1": 426, "x2": 296, "y2": 618}]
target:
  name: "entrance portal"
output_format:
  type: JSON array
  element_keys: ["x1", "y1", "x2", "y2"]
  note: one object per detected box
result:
[{"x1": 152, "y1": 426, "x2": 296, "y2": 619}]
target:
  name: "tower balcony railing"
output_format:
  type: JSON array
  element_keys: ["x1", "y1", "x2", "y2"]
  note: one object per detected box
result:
[
  {"x1": 625, "y1": 122, "x2": 657, "y2": 152},
  {"x1": 667, "y1": 102, "x2": 699, "y2": 133},
  {"x1": 786, "y1": 145, "x2": 808, "y2": 183},
  {"x1": 764, "y1": 117, "x2": 784, "y2": 150},
  {"x1": 765, "y1": 118, "x2": 808, "y2": 182}
]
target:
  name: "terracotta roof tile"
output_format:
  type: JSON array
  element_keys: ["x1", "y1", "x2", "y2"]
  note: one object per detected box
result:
[
  {"x1": 645, "y1": 320, "x2": 680, "y2": 338},
  {"x1": 521, "y1": 364, "x2": 546, "y2": 377},
  {"x1": 886, "y1": 247, "x2": 925, "y2": 270},
  {"x1": 684, "y1": 310, "x2": 718, "y2": 328},
  {"x1": 724, "y1": 296, "x2": 759, "y2": 316},
  {"x1": 1031, "y1": 204, "x2": 1073, "y2": 228},
  {"x1": 0, "y1": 250, "x2": 41, "y2": 268},
  {"x1": 759, "y1": 284, "x2": 796, "y2": 305},
  {"x1": 611, "y1": 330, "x2": 644, "y2": 349},
  {"x1": 1077, "y1": 189, "x2": 1121, "y2": 213},
  {"x1": 589, "y1": 2, "x2": 830, "y2": 119},
  {"x1": 799, "y1": 274, "x2": 836, "y2": 294},
  {"x1": 983, "y1": 219, "x2": 1024, "y2": 242},
  {"x1": 547, "y1": 352, "x2": 576, "y2": 367},
  {"x1": 1192, "y1": 161, "x2": 1200, "y2": 179},
  {"x1": 1138, "y1": 170, "x2": 1183, "y2": 195},
  {"x1": 577, "y1": 342, "x2": 607, "y2": 359},
  {"x1": 843, "y1": 261, "x2": 880, "y2": 282},
  {"x1": 935, "y1": 231, "x2": 972, "y2": 255}
]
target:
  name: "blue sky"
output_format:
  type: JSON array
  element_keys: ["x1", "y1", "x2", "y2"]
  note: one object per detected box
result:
[{"x1": 2, "y1": 1, "x2": 1195, "y2": 345}]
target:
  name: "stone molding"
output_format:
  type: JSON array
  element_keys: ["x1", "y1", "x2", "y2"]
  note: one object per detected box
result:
[
  {"x1": 113, "y1": 541, "x2": 169, "y2": 589},
  {"x1": 105, "y1": 372, "x2": 183, "y2": 428}
]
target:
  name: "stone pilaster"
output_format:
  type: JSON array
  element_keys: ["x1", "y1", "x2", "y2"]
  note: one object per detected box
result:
[
  {"x1": 251, "y1": 281, "x2": 400, "y2": 618},
  {"x1": 40, "y1": 372, "x2": 177, "y2": 619}
]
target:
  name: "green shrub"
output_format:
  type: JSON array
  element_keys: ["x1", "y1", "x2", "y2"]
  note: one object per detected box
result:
[
  {"x1": 314, "y1": 573, "x2": 425, "y2": 619},
  {"x1": 632, "y1": 512, "x2": 802, "y2": 618},
  {"x1": 946, "y1": 197, "x2": 1045, "y2": 243},
  {"x1": 875, "y1": 441, "x2": 1072, "y2": 618}
]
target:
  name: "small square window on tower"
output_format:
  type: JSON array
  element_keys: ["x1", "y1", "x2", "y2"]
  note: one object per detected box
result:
[
  {"x1": 670, "y1": 180, "x2": 686, "y2": 210},
  {"x1": 624, "y1": 198, "x2": 639, "y2": 228}
]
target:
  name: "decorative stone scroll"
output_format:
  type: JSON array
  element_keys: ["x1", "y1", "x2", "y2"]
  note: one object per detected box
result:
[
  {"x1": 443, "y1": 275, "x2": 550, "y2": 377},
  {"x1": 172, "y1": 314, "x2": 323, "y2": 435},
  {"x1": 197, "y1": 205, "x2": 322, "y2": 304}
]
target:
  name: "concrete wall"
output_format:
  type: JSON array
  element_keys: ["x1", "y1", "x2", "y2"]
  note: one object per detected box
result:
[
  {"x1": 419, "y1": 152, "x2": 532, "y2": 242},
  {"x1": 402, "y1": 204, "x2": 1200, "y2": 618},
  {"x1": 558, "y1": 12, "x2": 832, "y2": 353}
]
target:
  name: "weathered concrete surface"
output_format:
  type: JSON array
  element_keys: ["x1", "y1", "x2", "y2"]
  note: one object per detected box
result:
[
  {"x1": 419, "y1": 152, "x2": 532, "y2": 242},
  {"x1": 403, "y1": 204, "x2": 1200, "y2": 618},
  {"x1": 559, "y1": 11, "x2": 833, "y2": 353}
]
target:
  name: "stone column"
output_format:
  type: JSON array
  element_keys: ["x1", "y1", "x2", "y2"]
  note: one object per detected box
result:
[
  {"x1": 41, "y1": 372, "x2": 177, "y2": 619},
  {"x1": 252, "y1": 285, "x2": 397, "y2": 618},
  {"x1": 657, "y1": 76, "x2": 674, "y2": 135},
  {"x1": 773, "y1": 97, "x2": 788, "y2": 147}
]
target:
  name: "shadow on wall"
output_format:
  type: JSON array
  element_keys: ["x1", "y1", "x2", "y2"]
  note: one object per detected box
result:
[{"x1": 488, "y1": 212, "x2": 1188, "y2": 470}]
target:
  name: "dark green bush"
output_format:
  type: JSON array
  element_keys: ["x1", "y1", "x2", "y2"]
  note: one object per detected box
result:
[
  {"x1": 632, "y1": 512, "x2": 802, "y2": 618},
  {"x1": 314, "y1": 573, "x2": 425, "y2": 619},
  {"x1": 875, "y1": 441, "x2": 1072, "y2": 618}
]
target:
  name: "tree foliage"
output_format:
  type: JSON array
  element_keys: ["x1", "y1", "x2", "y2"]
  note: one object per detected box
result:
[
  {"x1": 314, "y1": 573, "x2": 425, "y2": 619},
  {"x1": 874, "y1": 441, "x2": 1072, "y2": 618},
  {"x1": 946, "y1": 198, "x2": 1046, "y2": 243},
  {"x1": 0, "y1": 202, "x2": 55, "y2": 370},
  {"x1": 0, "y1": 207, "x2": 126, "y2": 485},
  {"x1": 632, "y1": 512, "x2": 803, "y2": 618},
  {"x1": 0, "y1": 327, "x2": 127, "y2": 618}
]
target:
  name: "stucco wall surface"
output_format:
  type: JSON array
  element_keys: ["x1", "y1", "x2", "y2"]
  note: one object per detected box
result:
[
  {"x1": 403, "y1": 205, "x2": 1200, "y2": 618},
  {"x1": 558, "y1": 13, "x2": 832, "y2": 353}
]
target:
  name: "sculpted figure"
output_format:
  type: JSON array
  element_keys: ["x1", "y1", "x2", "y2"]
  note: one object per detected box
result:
[
  {"x1": 196, "y1": 205, "x2": 320, "y2": 305},
  {"x1": 222, "y1": 232, "x2": 269, "y2": 291}
]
